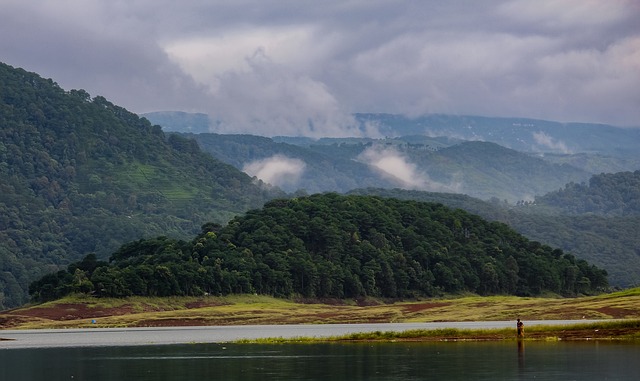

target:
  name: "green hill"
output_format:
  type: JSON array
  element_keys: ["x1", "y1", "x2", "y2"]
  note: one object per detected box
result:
[
  {"x1": 535, "y1": 171, "x2": 640, "y2": 216},
  {"x1": 30, "y1": 194, "x2": 608, "y2": 302},
  {"x1": 0, "y1": 62, "x2": 283, "y2": 308},
  {"x1": 350, "y1": 187, "x2": 640, "y2": 288}
]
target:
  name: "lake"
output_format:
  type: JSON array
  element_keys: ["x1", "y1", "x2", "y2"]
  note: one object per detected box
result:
[{"x1": 2, "y1": 340, "x2": 639, "y2": 380}]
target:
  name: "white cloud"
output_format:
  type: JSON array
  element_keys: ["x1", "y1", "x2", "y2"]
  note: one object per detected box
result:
[
  {"x1": 358, "y1": 145, "x2": 462, "y2": 192},
  {"x1": 243, "y1": 155, "x2": 306, "y2": 189},
  {"x1": 532, "y1": 131, "x2": 571, "y2": 154}
]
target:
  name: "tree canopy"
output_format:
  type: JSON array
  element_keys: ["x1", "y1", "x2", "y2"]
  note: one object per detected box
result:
[
  {"x1": 30, "y1": 194, "x2": 608, "y2": 302},
  {"x1": 0, "y1": 62, "x2": 283, "y2": 308}
]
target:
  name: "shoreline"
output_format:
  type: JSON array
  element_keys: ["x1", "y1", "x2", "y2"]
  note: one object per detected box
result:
[{"x1": 1, "y1": 320, "x2": 638, "y2": 349}]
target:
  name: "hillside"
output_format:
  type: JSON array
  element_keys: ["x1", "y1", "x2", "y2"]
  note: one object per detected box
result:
[
  {"x1": 29, "y1": 193, "x2": 608, "y2": 303},
  {"x1": 177, "y1": 132, "x2": 590, "y2": 201},
  {"x1": 535, "y1": 171, "x2": 640, "y2": 216},
  {"x1": 3, "y1": 289, "x2": 640, "y2": 330},
  {"x1": 350, "y1": 187, "x2": 640, "y2": 288},
  {"x1": 183, "y1": 133, "x2": 397, "y2": 194},
  {"x1": 419, "y1": 141, "x2": 590, "y2": 201},
  {"x1": 0, "y1": 62, "x2": 283, "y2": 308}
]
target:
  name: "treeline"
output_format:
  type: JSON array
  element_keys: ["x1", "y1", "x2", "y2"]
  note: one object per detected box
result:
[
  {"x1": 536, "y1": 171, "x2": 640, "y2": 216},
  {"x1": 30, "y1": 194, "x2": 608, "y2": 302}
]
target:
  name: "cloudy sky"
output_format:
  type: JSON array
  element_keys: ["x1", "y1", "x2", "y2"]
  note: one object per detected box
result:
[{"x1": 2, "y1": 0, "x2": 639, "y2": 137}]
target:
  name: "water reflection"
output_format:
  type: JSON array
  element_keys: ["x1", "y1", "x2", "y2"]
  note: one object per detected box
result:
[
  {"x1": 2, "y1": 341, "x2": 639, "y2": 380},
  {"x1": 517, "y1": 339, "x2": 525, "y2": 370}
]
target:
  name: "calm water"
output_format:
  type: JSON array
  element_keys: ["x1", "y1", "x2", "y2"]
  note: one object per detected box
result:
[{"x1": 2, "y1": 341, "x2": 639, "y2": 380}]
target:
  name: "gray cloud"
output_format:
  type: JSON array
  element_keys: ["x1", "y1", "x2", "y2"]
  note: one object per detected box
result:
[{"x1": 2, "y1": 0, "x2": 639, "y2": 135}]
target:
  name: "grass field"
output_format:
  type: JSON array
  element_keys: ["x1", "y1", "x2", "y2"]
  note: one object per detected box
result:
[{"x1": 2, "y1": 288, "x2": 639, "y2": 334}]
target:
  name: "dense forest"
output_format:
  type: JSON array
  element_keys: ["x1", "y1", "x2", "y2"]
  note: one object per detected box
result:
[
  {"x1": 535, "y1": 171, "x2": 640, "y2": 216},
  {"x1": 29, "y1": 194, "x2": 608, "y2": 302},
  {"x1": 349, "y1": 187, "x2": 640, "y2": 288},
  {"x1": 0, "y1": 62, "x2": 283, "y2": 308}
]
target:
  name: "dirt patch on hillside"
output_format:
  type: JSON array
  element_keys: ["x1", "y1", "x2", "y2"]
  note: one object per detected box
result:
[
  {"x1": 403, "y1": 302, "x2": 451, "y2": 313},
  {"x1": 5, "y1": 303, "x2": 137, "y2": 322},
  {"x1": 596, "y1": 306, "x2": 637, "y2": 319},
  {"x1": 184, "y1": 300, "x2": 229, "y2": 309}
]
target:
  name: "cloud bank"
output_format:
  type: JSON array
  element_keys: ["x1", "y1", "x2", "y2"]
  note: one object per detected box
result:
[{"x1": 2, "y1": 0, "x2": 639, "y2": 136}]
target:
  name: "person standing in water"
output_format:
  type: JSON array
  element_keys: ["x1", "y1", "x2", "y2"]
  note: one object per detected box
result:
[{"x1": 517, "y1": 318, "x2": 524, "y2": 338}]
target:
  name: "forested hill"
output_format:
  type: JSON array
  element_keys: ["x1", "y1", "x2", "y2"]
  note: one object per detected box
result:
[
  {"x1": 347, "y1": 187, "x2": 640, "y2": 288},
  {"x1": 0, "y1": 62, "x2": 283, "y2": 308},
  {"x1": 535, "y1": 171, "x2": 640, "y2": 216},
  {"x1": 30, "y1": 194, "x2": 608, "y2": 302}
]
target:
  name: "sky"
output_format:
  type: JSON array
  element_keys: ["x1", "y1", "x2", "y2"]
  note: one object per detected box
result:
[{"x1": 2, "y1": 0, "x2": 639, "y2": 137}]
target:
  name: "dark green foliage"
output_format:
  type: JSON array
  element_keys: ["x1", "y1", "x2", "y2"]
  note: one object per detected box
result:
[
  {"x1": 0, "y1": 62, "x2": 284, "y2": 309},
  {"x1": 30, "y1": 194, "x2": 608, "y2": 301},
  {"x1": 351, "y1": 187, "x2": 640, "y2": 288},
  {"x1": 536, "y1": 171, "x2": 640, "y2": 216}
]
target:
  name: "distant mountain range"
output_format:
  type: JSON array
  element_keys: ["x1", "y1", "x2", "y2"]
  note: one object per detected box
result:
[
  {"x1": 183, "y1": 133, "x2": 591, "y2": 202},
  {"x1": 143, "y1": 111, "x2": 640, "y2": 159},
  {"x1": 144, "y1": 111, "x2": 640, "y2": 202}
]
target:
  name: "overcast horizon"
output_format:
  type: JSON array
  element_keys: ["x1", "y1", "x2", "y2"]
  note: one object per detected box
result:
[{"x1": 2, "y1": 0, "x2": 639, "y2": 137}]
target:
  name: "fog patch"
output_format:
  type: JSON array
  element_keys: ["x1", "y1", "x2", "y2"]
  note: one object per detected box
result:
[
  {"x1": 243, "y1": 155, "x2": 306, "y2": 189},
  {"x1": 532, "y1": 131, "x2": 571, "y2": 153},
  {"x1": 358, "y1": 145, "x2": 462, "y2": 193}
]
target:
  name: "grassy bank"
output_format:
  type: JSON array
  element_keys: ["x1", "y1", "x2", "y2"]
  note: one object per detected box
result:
[
  {"x1": 1, "y1": 288, "x2": 639, "y2": 332},
  {"x1": 237, "y1": 319, "x2": 640, "y2": 343}
]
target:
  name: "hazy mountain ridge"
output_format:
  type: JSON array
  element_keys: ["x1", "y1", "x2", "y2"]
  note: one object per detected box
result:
[
  {"x1": 179, "y1": 132, "x2": 591, "y2": 201},
  {"x1": 145, "y1": 111, "x2": 639, "y2": 201},
  {"x1": 145, "y1": 111, "x2": 640, "y2": 160},
  {"x1": 354, "y1": 113, "x2": 640, "y2": 158}
]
